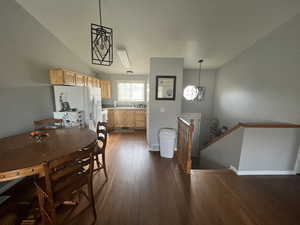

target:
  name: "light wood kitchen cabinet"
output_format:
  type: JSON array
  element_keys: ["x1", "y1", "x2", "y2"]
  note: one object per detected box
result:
[
  {"x1": 49, "y1": 69, "x2": 64, "y2": 84},
  {"x1": 49, "y1": 69, "x2": 76, "y2": 86},
  {"x1": 114, "y1": 110, "x2": 134, "y2": 128},
  {"x1": 63, "y1": 70, "x2": 76, "y2": 85},
  {"x1": 91, "y1": 77, "x2": 97, "y2": 88},
  {"x1": 105, "y1": 80, "x2": 112, "y2": 98},
  {"x1": 95, "y1": 79, "x2": 101, "y2": 88},
  {"x1": 99, "y1": 80, "x2": 105, "y2": 97},
  {"x1": 87, "y1": 76, "x2": 94, "y2": 87},
  {"x1": 113, "y1": 110, "x2": 123, "y2": 127},
  {"x1": 49, "y1": 69, "x2": 112, "y2": 98},
  {"x1": 135, "y1": 110, "x2": 146, "y2": 129},
  {"x1": 126, "y1": 110, "x2": 135, "y2": 127},
  {"x1": 107, "y1": 109, "x2": 114, "y2": 130},
  {"x1": 75, "y1": 73, "x2": 86, "y2": 86},
  {"x1": 99, "y1": 80, "x2": 112, "y2": 99},
  {"x1": 107, "y1": 109, "x2": 146, "y2": 130}
]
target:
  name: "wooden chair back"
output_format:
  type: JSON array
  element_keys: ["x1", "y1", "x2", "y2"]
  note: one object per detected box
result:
[
  {"x1": 34, "y1": 119, "x2": 63, "y2": 130},
  {"x1": 36, "y1": 142, "x2": 97, "y2": 224},
  {"x1": 96, "y1": 122, "x2": 108, "y2": 151},
  {"x1": 177, "y1": 117, "x2": 194, "y2": 174},
  {"x1": 44, "y1": 150, "x2": 94, "y2": 201},
  {"x1": 93, "y1": 122, "x2": 108, "y2": 178}
]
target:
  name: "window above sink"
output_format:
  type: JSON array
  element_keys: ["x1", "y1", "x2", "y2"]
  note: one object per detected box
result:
[{"x1": 117, "y1": 80, "x2": 145, "y2": 102}]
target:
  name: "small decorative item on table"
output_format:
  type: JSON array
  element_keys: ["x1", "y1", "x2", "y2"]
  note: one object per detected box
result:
[{"x1": 29, "y1": 131, "x2": 50, "y2": 143}]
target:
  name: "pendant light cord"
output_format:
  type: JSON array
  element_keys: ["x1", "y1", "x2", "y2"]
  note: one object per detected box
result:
[
  {"x1": 99, "y1": 0, "x2": 102, "y2": 26},
  {"x1": 198, "y1": 59, "x2": 203, "y2": 86}
]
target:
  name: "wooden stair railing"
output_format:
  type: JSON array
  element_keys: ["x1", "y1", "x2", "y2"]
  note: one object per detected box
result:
[
  {"x1": 177, "y1": 117, "x2": 194, "y2": 174},
  {"x1": 206, "y1": 122, "x2": 300, "y2": 147}
]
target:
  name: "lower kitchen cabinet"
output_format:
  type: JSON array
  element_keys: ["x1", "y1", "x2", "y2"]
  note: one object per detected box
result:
[
  {"x1": 114, "y1": 110, "x2": 135, "y2": 128},
  {"x1": 107, "y1": 109, "x2": 146, "y2": 130},
  {"x1": 135, "y1": 110, "x2": 146, "y2": 128}
]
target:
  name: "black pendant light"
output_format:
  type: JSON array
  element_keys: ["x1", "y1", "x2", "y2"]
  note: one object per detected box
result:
[
  {"x1": 183, "y1": 59, "x2": 206, "y2": 102},
  {"x1": 91, "y1": 0, "x2": 113, "y2": 66}
]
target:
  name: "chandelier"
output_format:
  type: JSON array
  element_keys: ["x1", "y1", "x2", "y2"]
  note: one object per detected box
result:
[
  {"x1": 91, "y1": 0, "x2": 113, "y2": 66},
  {"x1": 183, "y1": 59, "x2": 206, "y2": 102}
]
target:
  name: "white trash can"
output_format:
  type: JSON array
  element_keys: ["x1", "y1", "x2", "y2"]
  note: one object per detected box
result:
[{"x1": 159, "y1": 128, "x2": 177, "y2": 158}]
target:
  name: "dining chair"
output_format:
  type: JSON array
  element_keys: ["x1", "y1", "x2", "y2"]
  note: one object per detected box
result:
[
  {"x1": 34, "y1": 119, "x2": 63, "y2": 130},
  {"x1": 94, "y1": 122, "x2": 108, "y2": 179},
  {"x1": 35, "y1": 143, "x2": 97, "y2": 225}
]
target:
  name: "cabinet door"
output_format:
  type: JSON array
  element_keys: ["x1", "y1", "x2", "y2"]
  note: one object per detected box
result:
[
  {"x1": 135, "y1": 110, "x2": 146, "y2": 129},
  {"x1": 75, "y1": 73, "x2": 85, "y2": 86},
  {"x1": 135, "y1": 120, "x2": 146, "y2": 129},
  {"x1": 114, "y1": 110, "x2": 124, "y2": 127},
  {"x1": 49, "y1": 69, "x2": 64, "y2": 85},
  {"x1": 92, "y1": 78, "x2": 98, "y2": 88},
  {"x1": 107, "y1": 110, "x2": 114, "y2": 130},
  {"x1": 99, "y1": 80, "x2": 112, "y2": 99},
  {"x1": 125, "y1": 110, "x2": 135, "y2": 128},
  {"x1": 63, "y1": 70, "x2": 76, "y2": 85},
  {"x1": 114, "y1": 110, "x2": 134, "y2": 128},
  {"x1": 83, "y1": 75, "x2": 88, "y2": 87},
  {"x1": 105, "y1": 80, "x2": 112, "y2": 99},
  {"x1": 100, "y1": 80, "x2": 107, "y2": 98},
  {"x1": 87, "y1": 76, "x2": 93, "y2": 87}
]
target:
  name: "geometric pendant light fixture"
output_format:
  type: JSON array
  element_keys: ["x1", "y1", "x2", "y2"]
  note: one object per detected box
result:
[
  {"x1": 183, "y1": 59, "x2": 206, "y2": 102},
  {"x1": 91, "y1": 0, "x2": 113, "y2": 66}
]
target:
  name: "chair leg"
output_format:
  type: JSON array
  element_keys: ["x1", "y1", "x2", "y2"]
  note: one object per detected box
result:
[
  {"x1": 50, "y1": 202, "x2": 58, "y2": 225},
  {"x1": 102, "y1": 152, "x2": 108, "y2": 180},
  {"x1": 88, "y1": 180, "x2": 97, "y2": 221},
  {"x1": 95, "y1": 154, "x2": 101, "y2": 169},
  {"x1": 36, "y1": 185, "x2": 54, "y2": 225}
]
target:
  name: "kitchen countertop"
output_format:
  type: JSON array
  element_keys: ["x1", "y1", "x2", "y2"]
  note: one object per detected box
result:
[{"x1": 102, "y1": 107, "x2": 146, "y2": 110}]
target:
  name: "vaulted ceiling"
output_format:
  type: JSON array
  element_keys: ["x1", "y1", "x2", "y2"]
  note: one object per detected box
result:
[{"x1": 17, "y1": 0, "x2": 300, "y2": 75}]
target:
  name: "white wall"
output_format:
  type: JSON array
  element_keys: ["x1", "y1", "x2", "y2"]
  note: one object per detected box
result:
[
  {"x1": 147, "y1": 57, "x2": 184, "y2": 150},
  {"x1": 0, "y1": 0, "x2": 95, "y2": 138},
  {"x1": 200, "y1": 128, "x2": 245, "y2": 168},
  {"x1": 239, "y1": 128, "x2": 300, "y2": 171},
  {"x1": 182, "y1": 69, "x2": 217, "y2": 148},
  {"x1": 213, "y1": 14, "x2": 300, "y2": 128},
  {"x1": 201, "y1": 127, "x2": 300, "y2": 173}
]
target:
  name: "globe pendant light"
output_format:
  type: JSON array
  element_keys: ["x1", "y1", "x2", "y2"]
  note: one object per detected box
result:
[
  {"x1": 183, "y1": 59, "x2": 206, "y2": 102},
  {"x1": 91, "y1": 0, "x2": 113, "y2": 66}
]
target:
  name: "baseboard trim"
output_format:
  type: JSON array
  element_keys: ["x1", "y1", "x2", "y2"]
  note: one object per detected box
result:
[
  {"x1": 229, "y1": 166, "x2": 296, "y2": 175},
  {"x1": 229, "y1": 166, "x2": 238, "y2": 174},
  {"x1": 149, "y1": 144, "x2": 160, "y2": 151}
]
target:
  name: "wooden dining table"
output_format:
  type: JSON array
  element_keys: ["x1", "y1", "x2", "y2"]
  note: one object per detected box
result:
[{"x1": 0, "y1": 127, "x2": 97, "y2": 182}]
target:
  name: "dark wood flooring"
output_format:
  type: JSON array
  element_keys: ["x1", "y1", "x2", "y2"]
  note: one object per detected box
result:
[
  {"x1": 69, "y1": 131, "x2": 300, "y2": 225},
  {"x1": 192, "y1": 156, "x2": 227, "y2": 169}
]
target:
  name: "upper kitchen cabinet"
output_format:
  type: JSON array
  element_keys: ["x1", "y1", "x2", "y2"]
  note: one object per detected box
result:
[
  {"x1": 49, "y1": 69, "x2": 64, "y2": 84},
  {"x1": 87, "y1": 76, "x2": 94, "y2": 87},
  {"x1": 63, "y1": 70, "x2": 76, "y2": 85},
  {"x1": 49, "y1": 69, "x2": 112, "y2": 97},
  {"x1": 49, "y1": 69, "x2": 76, "y2": 86},
  {"x1": 93, "y1": 77, "x2": 99, "y2": 88},
  {"x1": 99, "y1": 80, "x2": 112, "y2": 99},
  {"x1": 75, "y1": 73, "x2": 86, "y2": 86}
]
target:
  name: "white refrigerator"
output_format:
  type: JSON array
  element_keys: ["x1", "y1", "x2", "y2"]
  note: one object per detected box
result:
[{"x1": 53, "y1": 85, "x2": 102, "y2": 132}]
